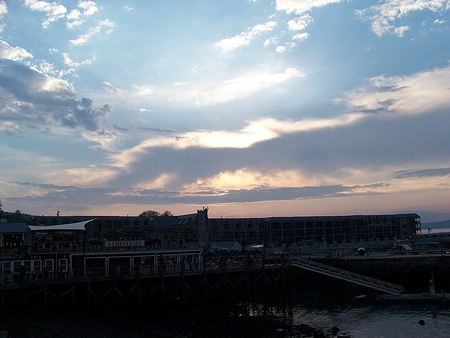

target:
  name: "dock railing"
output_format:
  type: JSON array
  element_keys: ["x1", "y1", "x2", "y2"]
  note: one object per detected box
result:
[{"x1": 291, "y1": 257, "x2": 404, "y2": 295}]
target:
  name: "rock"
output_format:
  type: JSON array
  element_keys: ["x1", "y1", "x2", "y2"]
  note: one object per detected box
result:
[{"x1": 331, "y1": 326, "x2": 341, "y2": 335}]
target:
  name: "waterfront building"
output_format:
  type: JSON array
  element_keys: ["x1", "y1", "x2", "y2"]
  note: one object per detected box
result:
[
  {"x1": 1, "y1": 210, "x2": 421, "y2": 249},
  {"x1": 208, "y1": 213, "x2": 421, "y2": 246}
]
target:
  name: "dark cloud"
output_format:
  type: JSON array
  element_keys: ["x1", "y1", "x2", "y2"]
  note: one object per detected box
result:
[
  {"x1": 395, "y1": 168, "x2": 450, "y2": 179},
  {"x1": 6, "y1": 180, "x2": 384, "y2": 211},
  {"x1": 113, "y1": 124, "x2": 132, "y2": 132},
  {"x1": 139, "y1": 127, "x2": 177, "y2": 133},
  {"x1": 0, "y1": 64, "x2": 112, "y2": 132}
]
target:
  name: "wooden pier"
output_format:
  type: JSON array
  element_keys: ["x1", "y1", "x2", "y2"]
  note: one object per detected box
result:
[{"x1": 0, "y1": 256, "x2": 289, "y2": 315}]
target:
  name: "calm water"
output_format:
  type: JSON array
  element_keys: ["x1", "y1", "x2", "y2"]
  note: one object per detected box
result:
[
  {"x1": 289, "y1": 301, "x2": 450, "y2": 337},
  {"x1": 278, "y1": 286, "x2": 450, "y2": 338}
]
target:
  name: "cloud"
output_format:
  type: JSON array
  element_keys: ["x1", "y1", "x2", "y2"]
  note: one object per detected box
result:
[
  {"x1": 215, "y1": 21, "x2": 277, "y2": 52},
  {"x1": 0, "y1": 1, "x2": 6, "y2": 33},
  {"x1": 103, "y1": 67, "x2": 304, "y2": 107},
  {"x1": 264, "y1": 37, "x2": 277, "y2": 46},
  {"x1": 337, "y1": 65, "x2": 450, "y2": 115},
  {"x1": 62, "y1": 53, "x2": 95, "y2": 67},
  {"x1": 113, "y1": 124, "x2": 132, "y2": 132},
  {"x1": 70, "y1": 19, "x2": 115, "y2": 45},
  {"x1": 67, "y1": 1, "x2": 98, "y2": 28},
  {"x1": 0, "y1": 179, "x2": 370, "y2": 210},
  {"x1": 276, "y1": 0, "x2": 343, "y2": 15},
  {"x1": 395, "y1": 168, "x2": 450, "y2": 179},
  {"x1": 194, "y1": 67, "x2": 305, "y2": 104},
  {"x1": 393, "y1": 25, "x2": 410, "y2": 37},
  {"x1": 0, "y1": 40, "x2": 33, "y2": 61},
  {"x1": 0, "y1": 121, "x2": 25, "y2": 137},
  {"x1": 24, "y1": 0, "x2": 67, "y2": 28},
  {"x1": 356, "y1": 0, "x2": 450, "y2": 36},
  {"x1": 287, "y1": 14, "x2": 313, "y2": 30},
  {"x1": 110, "y1": 113, "x2": 365, "y2": 171},
  {"x1": 103, "y1": 81, "x2": 125, "y2": 95},
  {"x1": 80, "y1": 128, "x2": 118, "y2": 150},
  {"x1": 139, "y1": 127, "x2": 177, "y2": 133},
  {"x1": 63, "y1": 165, "x2": 119, "y2": 187},
  {"x1": 292, "y1": 32, "x2": 309, "y2": 41},
  {"x1": 0, "y1": 64, "x2": 112, "y2": 132}
]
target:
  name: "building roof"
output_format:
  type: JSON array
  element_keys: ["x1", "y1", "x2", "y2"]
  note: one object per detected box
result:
[
  {"x1": 0, "y1": 223, "x2": 30, "y2": 233},
  {"x1": 28, "y1": 219, "x2": 96, "y2": 232}
]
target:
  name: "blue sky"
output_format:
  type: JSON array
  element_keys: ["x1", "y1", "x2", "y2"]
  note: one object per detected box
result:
[{"x1": 1, "y1": 0, "x2": 450, "y2": 222}]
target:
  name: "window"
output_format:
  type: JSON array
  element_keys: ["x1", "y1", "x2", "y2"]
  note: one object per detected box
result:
[{"x1": 45, "y1": 259, "x2": 54, "y2": 271}]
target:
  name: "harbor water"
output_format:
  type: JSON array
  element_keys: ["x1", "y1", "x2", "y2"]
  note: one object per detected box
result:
[{"x1": 286, "y1": 286, "x2": 450, "y2": 338}]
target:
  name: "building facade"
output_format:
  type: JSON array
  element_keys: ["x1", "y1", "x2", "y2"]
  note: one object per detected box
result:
[
  {"x1": 208, "y1": 214, "x2": 421, "y2": 246},
  {"x1": 1, "y1": 210, "x2": 421, "y2": 247}
]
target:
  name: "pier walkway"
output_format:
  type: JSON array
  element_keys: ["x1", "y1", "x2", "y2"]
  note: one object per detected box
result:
[{"x1": 290, "y1": 258, "x2": 404, "y2": 295}]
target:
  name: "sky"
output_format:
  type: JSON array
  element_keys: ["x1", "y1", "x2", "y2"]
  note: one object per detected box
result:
[{"x1": 0, "y1": 0, "x2": 450, "y2": 222}]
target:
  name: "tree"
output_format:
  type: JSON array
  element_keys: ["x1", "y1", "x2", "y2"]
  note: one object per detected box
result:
[{"x1": 138, "y1": 210, "x2": 173, "y2": 217}]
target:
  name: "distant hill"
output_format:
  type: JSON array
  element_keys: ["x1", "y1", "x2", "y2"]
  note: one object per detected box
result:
[{"x1": 422, "y1": 219, "x2": 450, "y2": 229}]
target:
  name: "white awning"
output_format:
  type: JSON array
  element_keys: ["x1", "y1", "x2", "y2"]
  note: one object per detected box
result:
[{"x1": 28, "y1": 219, "x2": 95, "y2": 232}]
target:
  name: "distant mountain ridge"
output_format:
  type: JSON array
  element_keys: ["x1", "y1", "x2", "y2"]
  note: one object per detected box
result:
[{"x1": 422, "y1": 219, "x2": 450, "y2": 229}]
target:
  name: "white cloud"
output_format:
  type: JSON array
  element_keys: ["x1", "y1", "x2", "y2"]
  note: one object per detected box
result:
[
  {"x1": 0, "y1": 40, "x2": 33, "y2": 61},
  {"x1": 215, "y1": 21, "x2": 277, "y2": 52},
  {"x1": 292, "y1": 32, "x2": 309, "y2": 40},
  {"x1": 287, "y1": 14, "x2": 313, "y2": 30},
  {"x1": 276, "y1": 46, "x2": 286, "y2": 53},
  {"x1": 356, "y1": 0, "x2": 450, "y2": 36},
  {"x1": 0, "y1": 1, "x2": 7, "y2": 33},
  {"x1": 62, "y1": 53, "x2": 95, "y2": 67},
  {"x1": 193, "y1": 67, "x2": 305, "y2": 105},
  {"x1": 264, "y1": 37, "x2": 277, "y2": 46},
  {"x1": 393, "y1": 25, "x2": 410, "y2": 36},
  {"x1": 103, "y1": 81, "x2": 125, "y2": 95},
  {"x1": 105, "y1": 67, "x2": 304, "y2": 107},
  {"x1": 138, "y1": 108, "x2": 152, "y2": 113},
  {"x1": 70, "y1": 19, "x2": 115, "y2": 45},
  {"x1": 276, "y1": 0, "x2": 343, "y2": 15},
  {"x1": 24, "y1": 0, "x2": 67, "y2": 28},
  {"x1": 0, "y1": 1, "x2": 6, "y2": 16},
  {"x1": 63, "y1": 166, "x2": 119, "y2": 187},
  {"x1": 337, "y1": 65, "x2": 450, "y2": 115},
  {"x1": 78, "y1": 1, "x2": 98, "y2": 16},
  {"x1": 67, "y1": 1, "x2": 98, "y2": 29}
]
